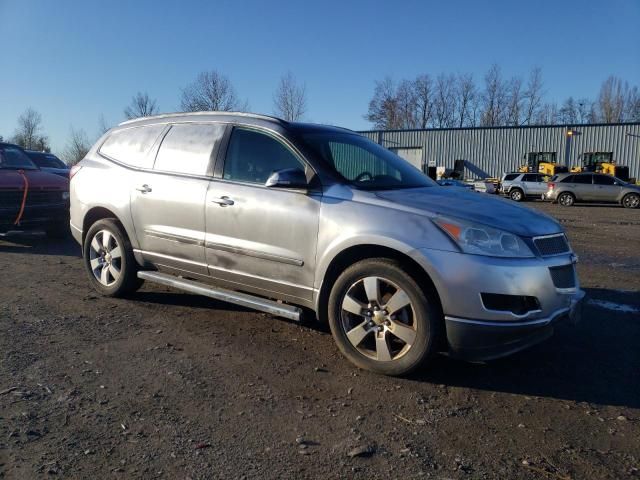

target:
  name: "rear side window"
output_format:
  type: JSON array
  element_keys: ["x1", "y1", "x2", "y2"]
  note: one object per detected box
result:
[
  {"x1": 99, "y1": 125, "x2": 165, "y2": 168},
  {"x1": 560, "y1": 175, "x2": 574, "y2": 183},
  {"x1": 522, "y1": 174, "x2": 539, "y2": 182},
  {"x1": 223, "y1": 128, "x2": 303, "y2": 184},
  {"x1": 593, "y1": 174, "x2": 615, "y2": 185},
  {"x1": 503, "y1": 174, "x2": 519, "y2": 181},
  {"x1": 154, "y1": 123, "x2": 225, "y2": 176},
  {"x1": 572, "y1": 175, "x2": 593, "y2": 184}
]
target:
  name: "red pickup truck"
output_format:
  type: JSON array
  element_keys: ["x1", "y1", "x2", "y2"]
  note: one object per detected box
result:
[{"x1": 0, "y1": 142, "x2": 70, "y2": 237}]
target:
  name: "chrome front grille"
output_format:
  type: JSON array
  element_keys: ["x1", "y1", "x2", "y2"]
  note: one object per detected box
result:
[{"x1": 534, "y1": 234, "x2": 570, "y2": 256}]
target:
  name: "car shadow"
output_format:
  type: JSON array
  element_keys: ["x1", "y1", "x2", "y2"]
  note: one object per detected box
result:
[
  {"x1": 130, "y1": 290, "x2": 254, "y2": 314},
  {"x1": 0, "y1": 232, "x2": 80, "y2": 257},
  {"x1": 411, "y1": 287, "x2": 640, "y2": 408}
]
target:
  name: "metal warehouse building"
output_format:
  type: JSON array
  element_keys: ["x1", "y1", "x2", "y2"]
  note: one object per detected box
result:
[{"x1": 359, "y1": 122, "x2": 640, "y2": 180}]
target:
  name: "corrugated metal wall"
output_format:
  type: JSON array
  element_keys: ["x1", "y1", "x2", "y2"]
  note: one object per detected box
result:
[{"x1": 359, "y1": 123, "x2": 640, "y2": 180}]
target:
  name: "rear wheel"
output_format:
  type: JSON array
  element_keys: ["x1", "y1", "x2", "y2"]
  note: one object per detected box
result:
[
  {"x1": 509, "y1": 188, "x2": 524, "y2": 202},
  {"x1": 83, "y1": 219, "x2": 143, "y2": 296},
  {"x1": 557, "y1": 192, "x2": 575, "y2": 207},
  {"x1": 328, "y1": 258, "x2": 441, "y2": 376},
  {"x1": 622, "y1": 193, "x2": 639, "y2": 209}
]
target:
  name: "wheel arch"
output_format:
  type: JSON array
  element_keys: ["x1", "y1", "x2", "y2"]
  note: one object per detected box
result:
[
  {"x1": 82, "y1": 206, "x2": 137, "y2": 249},
  {"x1": 315, "y1": 243, "x2": 444, "y2": 329}
]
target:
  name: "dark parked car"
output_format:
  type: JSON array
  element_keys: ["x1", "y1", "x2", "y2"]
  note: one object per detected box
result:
[
  {"x1": 25, "y1": 150, "x2": 70, "y2": 178},
  {"x1": 0, "y1": 142, "x2": 70, "y2": 237},
  {"x1": 544, "y1": 172, "x2": 640, "y2": 208}
]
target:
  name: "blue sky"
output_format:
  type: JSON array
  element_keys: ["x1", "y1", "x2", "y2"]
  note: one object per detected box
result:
[{"x1": 1, "y1": 0, "x2": 638, "y2": 154}]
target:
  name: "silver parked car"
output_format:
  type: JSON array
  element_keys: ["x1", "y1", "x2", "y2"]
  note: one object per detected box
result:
[
  {"x1": 70, "y1": 112, "x2": 584, "y2": 376},
  {"x1": 544, "y1": 172, "x2": 640, "y2": 208},
  {"x1": 500, "y1": 172, "x2": 549, "y2": 201}
]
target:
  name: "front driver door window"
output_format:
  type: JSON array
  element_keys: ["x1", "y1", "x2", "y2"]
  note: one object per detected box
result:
[{"x1": 222, "y1": 128, "x2": 305, "y2": 183}]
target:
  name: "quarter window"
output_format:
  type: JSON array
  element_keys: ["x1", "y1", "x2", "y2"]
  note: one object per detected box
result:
[
  {"x1": 100, "y1": 125, "x2": 165, "y2": 168},
  {"x1": 593, "y1": 174, "x2": 615, "y2": 185},
  {"x1": 223, "y1": 128, "x2": 303, "y2": 184},
  {"x1": 154, "y1": 124, "x2": 224, "y2": 176}
]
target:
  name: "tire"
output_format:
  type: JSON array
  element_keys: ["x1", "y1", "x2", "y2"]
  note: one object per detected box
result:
[
  {"x1": 45, "y1": 221, "x2": 69, "y2": 239},
  {"x1": 557, "y1": 192, "x2": 575, "y2": 207},
  {"x1": 328, "y1": 258, "x2": 442, "y2": 376},
  {"x1": 622, "y1": 193, "x2": 640, "y2": 209},
  {"x1": 83, "y1": 218, "x2": 143, "y2": 297},
  {"x1": 509, "y1": 188, "x2": 524, "y2": 202}
]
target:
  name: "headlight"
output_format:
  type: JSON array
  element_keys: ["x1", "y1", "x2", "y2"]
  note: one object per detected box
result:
[
  {"x1": 433, "y1": 216, "x2": 534, "y2": 258},
  {"x1": 62, "y1": 191, "x2": 70, "y2": 200}
]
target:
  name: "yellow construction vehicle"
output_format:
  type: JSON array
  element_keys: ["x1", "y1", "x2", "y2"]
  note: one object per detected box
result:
[
  {"x1": 570, "y1": 152, "x2": 630, "y2": 181},
  {"x1": 519, "y1": 152, "x2": 569, "y2": 176}
]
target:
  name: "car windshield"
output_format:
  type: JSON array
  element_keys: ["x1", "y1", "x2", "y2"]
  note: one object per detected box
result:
[
  {"x1": 0, "y1": 145, "x2": 38, "y2": 170},
  {"x1": 26, "y1": 151, "x2": 67, "y2": 169},
  {"x1": 298, "y1": 132, "x2": 435, "y2": 190}
]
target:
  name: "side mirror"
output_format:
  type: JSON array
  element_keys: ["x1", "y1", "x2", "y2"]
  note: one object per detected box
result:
[{"x1": 265, "y1": 168, "x2": 308, "y2": 189}]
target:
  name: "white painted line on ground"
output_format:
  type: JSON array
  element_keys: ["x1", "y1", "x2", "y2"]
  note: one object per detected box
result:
[{"x1": 588, "y1": 299, "x2": 640, "y2": 314}]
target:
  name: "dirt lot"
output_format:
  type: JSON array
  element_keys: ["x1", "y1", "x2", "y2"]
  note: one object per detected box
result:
[{"x1": 1, "y1": 201, "x2": 639, "y2": 479}]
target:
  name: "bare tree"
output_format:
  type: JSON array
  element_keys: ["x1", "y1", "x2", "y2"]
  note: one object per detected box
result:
[
  {"x1": 433, "y1": 74, "x2": 456, "y2": 128},
  {"x1": 535, "y1": 102, "x2": 559, "y2": 125},
  {"x1": 558, "y1": 97, "x2": 579, "y2": 124},
  {"x1": 62, "y1": 127, "x2": 91, "y2": 166},
  {"x1": 455, "y1": 73, "x2": 477, "y2": 127},
  {"x1": 522, "y1": 67, "x2": 544, "y2": 125},
  {"x1": 395, "y1": 79, "x2": 418, "y2": 129},
  {"x1": 480, "y1": 65, "x2": 507, "y2": 126},
  {"x1": 413, "y1": 74, "x2": 434, "y2": 128},
  {"x1": 180, "y1": 70, "x2": 246, "y2": 112},
  {"x1": 124, "y1": 92, "x2": 158, "y2": 120},
  {"x1": 576, "y1": 98, "x2": 594, "y2": 123},
  {"x1": 596, "y1": 76, "x2": 624, "y2": 122},
  {"x1": 365, "y1": 77, "x2": 402, "y2": 129},
  {"x1": 12, "y1": 108, "x2": 49, "y2": 150},
  {"x1": 273, "y1": 72, "x2": 307, "y2": 121},
  {"x1": 505, "y1": 76, "x2": 524, "y2": 126},
  {"x1": 625, "y1": 86, "x2": 640, "y2": 121}
]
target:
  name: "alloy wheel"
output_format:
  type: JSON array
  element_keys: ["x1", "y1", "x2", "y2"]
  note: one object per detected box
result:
[
  {"x1": 340, "y1": 276, "x2": 417, "y2": 362},
  {"x1": 623, "y1": 194, "x2": 639, "y2": 208},
  {"x1": 559, "y1": 193, "x2": 574, "y2": 206},
  {"x1": 88, "y1": 229, "x2": 122, "y2": 286}
]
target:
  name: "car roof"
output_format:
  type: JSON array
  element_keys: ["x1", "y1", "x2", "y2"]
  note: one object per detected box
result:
[
  {"x1": 117, "y1": 111, "x2": 354, "y2": 135},
  {"x1": 0, "y1": 142, "x2": 24, "y2": 149}
]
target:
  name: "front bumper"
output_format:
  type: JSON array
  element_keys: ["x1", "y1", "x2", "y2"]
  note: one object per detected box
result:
[
  {"x1": 445, "y1": 289, "x2": 584, "y2": 361},
  {"x1": 412, "y1": 247, "x2": 583, "y2": 361},
  {"x1": 0, "y1": 204, "x2": 69, "y2": 233}
]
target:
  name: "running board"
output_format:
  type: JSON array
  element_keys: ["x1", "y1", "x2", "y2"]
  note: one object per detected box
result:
[{"x1": 137, "y1": 271, "x2": 302, "y2": 321}]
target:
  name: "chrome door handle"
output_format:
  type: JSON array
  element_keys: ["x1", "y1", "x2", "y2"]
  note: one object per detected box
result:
[
  {"x1": 211, "y1": 196, "x2": 234, "y2": 206},
  {"x1": 136, "y1": 184, "x2": 152, "y2": 193}
]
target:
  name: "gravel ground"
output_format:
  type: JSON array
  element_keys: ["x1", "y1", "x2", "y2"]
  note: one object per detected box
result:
[{"x1": 1, "y1": 201, "x2": 639, "y2": 479}]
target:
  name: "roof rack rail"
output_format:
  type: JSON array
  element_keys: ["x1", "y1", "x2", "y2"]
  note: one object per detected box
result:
[{"x1": 118, "y1": 111, "x2": 287, "y2": 126}]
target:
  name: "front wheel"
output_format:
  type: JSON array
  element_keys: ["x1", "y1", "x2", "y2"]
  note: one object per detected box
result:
[
  {"x1": 622, "y1": 193, "x2": 639, "y2": 209},
  {"x1": 83, "y1": 218, "x2": 143, "y2": 297},
  {"x1": 328, "y1": 258, "x2": 442, "y2": 376}
]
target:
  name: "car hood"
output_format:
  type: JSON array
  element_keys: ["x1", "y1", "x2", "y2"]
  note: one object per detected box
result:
[
  {"x1": 374, "y1": 187, "x2": 562, "y2": 237},
  {"x1": 0, "y1": 169, "x2": 69, "y2": 190}
]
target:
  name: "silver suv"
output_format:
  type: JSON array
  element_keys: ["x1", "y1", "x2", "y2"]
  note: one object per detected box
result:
[
  {"x1": 544, "y1": 172, "x2": 640, "y2": 208},
  {"x1": 500, "y1": 172, "x2": 549, "y2": 201},
  {"x1": 70, "y1": 112, "x2": 584, "y2": 375}
]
